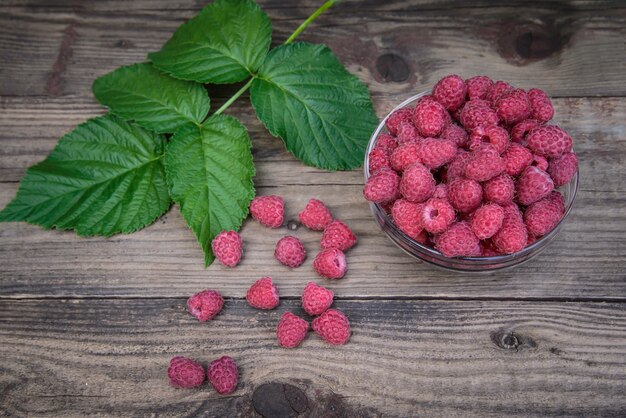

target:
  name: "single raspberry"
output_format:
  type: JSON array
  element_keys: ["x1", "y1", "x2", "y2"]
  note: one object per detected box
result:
[
  {"x1": 511, "y1": 119, "x2": 541, "y2": 144},
  {"x1": 419, "y1": 138, "x2": 457, "y2": 169},
  {"x1": 470, "y1": 203, "x2": 505, "y2": 239},
  {"x1": 168, "y1": 356, "x2": 205, "y2": 389},
  {"x1": 396, "y1": 120, "x2": 421, "y2": 145},
  {"x1": 466, "y1": 76, "x2": 493, "y2": 100},
  {"x1": 363, "y1": 168, "x2": 400, "y2": 203},
  {"x1": 527, "y1": 88, "x2": 554, "y2": 122},
  {"x1": 492, "y1": 209, "x2": 528, "y2": 254},
  {"x1": 302, "y1": 281, "x2": 334, "y2": 316},
  {"x1": 531, "y1": 154, "x2": 549, "y2": 171},
  {"x1": 464, "y1": 144, "x2": 505, "y2": 182},
  {"x1": 516, "y1": 166, "x2": 554, "y2": 206},
  {"x1": 468, "y1": 125, "x2": 510, "y2": 154},
  {"x1": 433, "y1": 74, "x2": 467, "y2": 111},
  {"x1": 524, "y1": 195, "x2": 564, "y2": 237},
  {"x1": 485, "y1": 80, "x2": 513, "y2": 105},
  {"x1": 313, "y1": 248, "x2": 347, "y2": 279},
  {"x1": 421, "y1": 198, "x2": 456, "y2": 234},
  {"x1": 483, "y1": 173, "x2": 515, "y2": 205},
  {"x1": 390, "y1": 142, "x2": 421, "y2": 172},
  {"x1": 385, "y1": 107, "x2": 413, "y2": 136},
  {"x1": 208, "y1": 356, "x2": 238, "y2": 395},
  {"x1": 502, "y1": 143, "x2": 533, "y2": 176},
  {"x1": 444, "y1": 150, "x2": 470, "y2": 182},
  {"x1": 413, "y1": 97, "x2": 448, "y2": 137},
  {"x1": 321, "y1": 220, "x2": 357, "y2": 251},
  {"x1": 400, "y1": 163, "x2": 436, "y2": 203},
  {"x1": 391, "y1": 199, "x2": 425, "y2": 239},
  {"x1": 298, "y1": 198, "x2": 333, "y2": 231},
  {"x1": 250, "y1": 195, "x2": 284, "y2": 228},
  {"x1": 460, "y1": 99, "x2": 499, "y2": 131},
  {"x1": 433, "y1": 183, "x2": 448, "y2": 200},
  {"x1": 274, "y1": 236, "x2": 306, "y2": 268},
  {"x1": 187, "y1": 289, "x2": 224, "y2": 322},
  {"x1": 548, "y1": 190, "x2": 566, "y2": 213},
  {"x1": 502, "y1": 203, "x2": 524, "y2": 223},
  {"x1": 548, "y1": 152, "x2": 578, "y2": 187},
  {"x1": 448, "y1": 178, "x2": 483, "y2": 213},
  {"x1": 211, "y1": 230, "x2": 243, "y2": 268},
  {"x1": 435, "y1": 221, "x2": 480, "y2": 257},
  {"x1": 246, "y1": 277, "x2": 279, "y2": 310},
  {"x1": 495, "y1": 88, "x2": 532, "y2": 124},
  {"x1": 441, "y1": 123, "x2": 468, "y2": 147},
  {"x1": 374, "y1": 133, "x2": 398, "y2": 154},
  {"x1": 526, "y1": 125, "x2": 573, "y2": 158},
  {"x1": 276, "y1": 312, "x2": 309, "y2": 348},
  {"x1": 312, "y1": 309, "x2": 351, "y2": 345},
  {"x1": 368, "y1": 148, "x2": 390, "y2": 174}
]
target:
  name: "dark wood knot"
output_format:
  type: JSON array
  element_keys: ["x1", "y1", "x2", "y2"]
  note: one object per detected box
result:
[
  {"x1": 497, "y1": 20, "x2": 571, "y2": 65},
  {"x1": 115, "y1": 39, "x2": 135, "y2": 49},
  {"x1": 375, "y1": 53, "x2": 410, "y2": 82},
  {"x1": 492, "y1": 329, "x2": 536, "y2": 350},
  {"x1": 287, "y1": 220, "x2": 300, "y2": 231},
  {"x1": 252, "y1": 382, "x2": 309, "y2": 418}
]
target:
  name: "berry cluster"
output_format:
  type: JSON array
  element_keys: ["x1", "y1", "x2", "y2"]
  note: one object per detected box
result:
[{"x1": 364, "y1": 75, "x2": 578, "y2": 257}]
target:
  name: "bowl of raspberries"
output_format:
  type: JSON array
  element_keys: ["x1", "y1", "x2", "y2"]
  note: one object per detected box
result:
[{"x1": 363, "y1": 75, "x2": 578, "y2": 271}]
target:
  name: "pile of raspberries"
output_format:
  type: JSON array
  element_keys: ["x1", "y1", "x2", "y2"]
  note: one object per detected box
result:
[
  {"x1": 364, "y1": 75, "x2": 578, "y2": 257},
  {"x1": 168, "y1": 197, "x2": 354, "y2": 391}
]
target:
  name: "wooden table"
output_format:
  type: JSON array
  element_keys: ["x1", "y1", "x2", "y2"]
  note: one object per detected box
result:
[{"x1": 1, "y1": 1, "x2": 625, "y2": 416}]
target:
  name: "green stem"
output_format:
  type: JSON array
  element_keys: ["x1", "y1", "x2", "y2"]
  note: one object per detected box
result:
[{"x1": 214, "y1": 78, "x2": 254, "y2": 116}]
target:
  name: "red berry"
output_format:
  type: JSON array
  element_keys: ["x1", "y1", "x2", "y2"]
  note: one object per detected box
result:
[
  {"x1": 502, "y1": 143, "x2": 533, "y2": 176},
  {"x1": 466, "y1": 76, "x2": 493, "y2": 100},
  {"x1": 385, "y1": 107, "x2": 413, "y2": 136},
  {"x1": 246, "y1": 277, "x2": 279, "y2": 310},
  {"x1": 469, "y1": 125, "x2": 510, "y2": 154},
  {"x1": 485, "y1": 81, "x2": 513, "y2": 105},
  {"x1": 460, "y1": 99, "x2": 499, "y2": 131},
  {"x1": 444, "y1": 150, "x2": 470, "y2": 181},
  {"x1": 433, "y1": 74, "x2": 467, "y2": 111},
  {"x1": 421, "y1": 198, "x2": 456, "y2": 234},
  {"x1": 390, "y1": 142, "x2": 421, "y2": 172},
  {"x1": 527, "y1": 88, "x2": 554, "y2": 123},
  {"x1": 321, "y1": 220, "x2": 357, "y2": 251},
  {"x1": 368, "y1": 148, "x2": 390, "y2": 174},
  {"x1": 274, "y1": 236, "x2": 306, "y2": 268},
  {"x1": 441, "y1": 123, "x2": 468, "y2": 147},
  {"x1": 208, "y1": 356, "x2": 238, "y2": 395},
  {"x1": 448, "y1": 178, "x2": 483, "y2": 213},
  {"x1": 516, "y1": 166, "x2": 554, "y2": 206},
  {"x1": 276, "y1": 312, "x2": 309, "y2": 348},
  {"x1": 470, "y1": 203, "x2": 505, "y2": 239},
  {"x1": 435, "y1": 221, "x2": 480, "y2": 257},
  {"x1": 433, "y1": 183, "x2": 448, "y2": 200},
  {"x1": 168, "y1": 356, "x2": 205, "y2": 389},
  {"x1": 187, "y1": 289, "x2": 224, "y2": 322},
  {"x1": 312, "y1": 309, "x2": 351, "y2": 345},
  {"x1": 419, "y1": 138, "x2": 457, "y2": 169},
  {"x1": 298, "y1": 198, "x2": 333, "y2": 231},
  {"x1": 363, "y1": 168, "x2": 400, "y2": 203},
  {"x1": 400, "y1": 163, "x2": 436, "y2": 203},
  {"x1": 413, "y1": 97, "x2": 448, "y2": 137},
  {"x1": 526, "y1": 125, "x2": 573, "y2": 158},
  {"x1": 524, "y1": 194, "x2": 564, "y2": 237},
  {"x1": 250, "y1": 195, "x2": 284, "y2": 228},
  {"x1": 495, "y1": 88, "x2": 532, "y2": 124},
  {"x1": 313, "y1": 248, "x2": 347, "y2": 279},
  {"x1": 531, "y1": 154, "x2": 549, "y2": 171},
  {"x1": 464, "y1": 144, "x2": 505, "y2": 182},
  {"x1": 511, "y1": 119, "x2": 541, "y2": 144},
  {"x1": 396, "y1": 120, "x2": 421, "y2": 145},
  {"x1": 492, "y1": 208, "x2": 528, "y2": 254},
  {"x1": 212, "y1": 230, "x2": 243, "y2": 268},
  {"x1": 374, "y1": 133, "x2": 398, "y2": 154},
  {"x1": 391, "y1": 199, "x2": 425, "y2": 239},
  {"x1": 548, "y1": 152, "x2": 578, "y2": 187},
  {"x1": 483, "y1": 173, "x2": 515, "y2": 206},
  {"x1": 302, "y1": 281, "x2": 334, "y2": 316}
]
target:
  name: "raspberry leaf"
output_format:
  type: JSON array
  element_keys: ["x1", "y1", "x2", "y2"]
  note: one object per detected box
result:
[
  {"x1": 165, "y1": 115, "x2": 255, "y2": 266},
  {"x1": 149, "y1": 0, "x2": 271, "y2": 84},
  {"x1": 0, "y1": 115, "x2": 170, "y2": 236},
  {"x1": 250, "y1": 42, "x2": 378, "y2": 170},
  {"x1": 93, "y1": 63, "x2": 210, "y2": 133}
]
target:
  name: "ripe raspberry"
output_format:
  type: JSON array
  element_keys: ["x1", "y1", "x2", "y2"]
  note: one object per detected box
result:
[
  {"x1": 413, "y1": 97, "x2": 448, "y2": 137},
  {"x1": 187, "y1": 289, "x2": 224, "y2": 322},
  {"x1": 483, "y1": 173, "x2": 515, "y2": 205},
  {"x1": 298, "y1": 198, "x2": 333, "y2": 231},
  {"x1": 526, "y1": 125, "x2": 573, "y2": 158},
  {"x1": 511, "y1": 119, "x2": 541, "y2": 144},
  {"x1": 441, "y1": 123, "x2": 468, "y2": 147},
  {"x1": 435, "y1": 221, "x2": 480, "y2": 257},
  {"x1": 250, "y1": 195, "x2": 284, "y2": 228},
  {"x1": 168, "y1": 356, "x2": 205, "y2": 389},
  {"x1": 312, "y1": 309, "x2": 351, "y2": 345},
  {"x1": 502, "y1": 143, "x2": 533, "y2": 176},
  {"x1": 419, "y1": 138, "x2": 457, "y2": 169},
  {"x1": 460, "y1": 99, "x2": 499, "y2": 131},
  {"x1": 444, "y1": 150, "x2": 470, "y2": 181},
  {"x1": 448, "y1": 178, "x2": 483, "y2": 213},
  {"x1": 276, "y1": 312, "x2": 309, "y2": 348},
  {"x1": 433, "y1": 74, "x2": 467, "y2": 111},
  {"x1": 368, "y1": 148, "x2": 390, "y2": 174},
  {"x1": 468, "y1": 125, "x2": 510, "y2": 154},
  {"x1": 470, "y1": 203, "x2": 504, "y2": 239},
  {"x1": 246, "y1": 277, "x2": 279, "y2": 310},
  {"x1": 516, "y1": 166, "x2": 554, "y2": 206},
  {"x1": 464, "y1": 144, "x2": 505, "y2": 182},
  {"x1": 495, "y1": 88, "x2": 532, "y2": 124},
  {"x1": 527, "y1": 88, "x2": 554, "y2": 122},
  {"x1": 485, "y1": 81, "x2": 513, "y2": 105},
  {"x1": 524, "y1": 195, "x2": 564, "y2": 237},
  {"x1": 274, "y1": 236, "x2": 306, "y2": 268},
  {"x1": 502, "y1": 203, "x2": 524, "y2": 223},
  {"x1": 208, "y1": 356, "x2": 238, "y2": 395},
  {"x1": 433, "y1": 183, "x2": 448, "y2": 200},
  {"x1": 212, "y1": 230, "x2": 243, "y2": 268},
  {"x1": 548, "y1": 152, "x2": 578, "y2": 187},
  {"x1": 385, "y1": 107, "x2": 413, "y2": 136},
  {"x1": 363, "y1": 168, "x2": 400, "y2": 203},
  {"x1": 400, "y1": 163, "x2": 436, "y2": 203},
  {"x1": 374, "y1": 133, "x2": 398, "y2": 154},
  {"x1": 396, "y1": 120, "x2": 421, "y2": 145},
  {"x1": 302, "y1": 281, "x2": 334, "y2": 316},
  {"x1": 391, "y1": 199, "x2": 425, "y2": 239},
  {"x1": 390, "y1": 142, "x2": 421, "y2": 172},
  {"x1": 531, "y1": 154, "x2": 548, "y2": 171},
  {"x1": 492, "y1": 209, "x2": 528, "y2": 254},
  {"x1": 313, "y1": 248, "x2": 347, "y2": 279},
  {"x1": 421, "y1": 198, "x2": 456, "y2": 234},
  {"x1": 466, "y1": 76, "x2": 493, "y2": 100},
  {"x1": 321, "y1": 220, "x2": 357, "y2": 251},
  {"x1": 547, "y1": 190, "x2": 566, "y2": 213}
]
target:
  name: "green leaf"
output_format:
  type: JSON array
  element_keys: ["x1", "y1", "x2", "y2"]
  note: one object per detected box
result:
[
  {"x1": 93, "y1": 63, "x2": 210, "y2": 133},
  {"x1": 0, "y1": 115, "x2": 171, "y2": 236},
  {"x1": 250, "y1": 42, "x2": 378, "y2": 170},
  {"x1": 149, "y1": 0, "x2": 272, "y2": 84},
  {"x1": 165, "y1": 115, "x2": 255, "y2": 266}
]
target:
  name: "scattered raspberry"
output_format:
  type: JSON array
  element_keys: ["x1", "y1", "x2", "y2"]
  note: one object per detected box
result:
[
  {"x1": 435, "y1": 221, "x2": 481, "y2": 257},
  {"x1": 460, "y1": 99, "x2": 499, "y2": 131},
  {"x1": 492, "y1": 208, "x2": 528, "y2": 254},
  {"x1": 527, "y1": 88, "x2": 554, "y2": 122},
  {"x1": 421, "y1": 198, "x2": 456, "y2": 234},
  {"x1": 298, "y1": 198, "x2": 333, "y2": 231},
  {"x1": 495, "y1": 88, "x2": 532, "y2": 124},
  {"x1": 464, "y1": 144, "x2": 505, "y2": 181},
  {"x1": 250, "y1": 195, "x2": 284, "y2": 228},
  {"x1": 433, "y1": 183, "x2": 448, "y2": 200},
  {"x1": 516, "y1": 166, "x2": 554, "y2": 206},
  {"x1": 485, "y1": 81, "x2": 513, "y2": 104},
  {"x1": 246, "y1": 277, "x2": 279, "y2": 310},
  {"x1": 470, "y1": 203, "x2": 504, "y2": 239},
  {"x1": 448, "y1": 178, "x2": 483, "y2": 213},
  {"x1": 212, "y1": 230, "x2": 243, "y2": 268},
  {"x1": 502, "y1": 143, "x2": 533, "y2": 176},
  {"x1": 391, "y1": 199, "x2": 425, "y2": 239},
  {"x1": 187, "y1": 289, "x2": 224, "y2": 322},
  {"x1": 483, "y1": 173, "x2": 515, "y2": 205},
  {"x1": 526, "y1": 125, "x2": 573, "y2": 158},
  {"x1": 413, "y1": 97, "x2": 448, "y2": 137},
  {"x1": 524, "y1": 194, "x2": 564, "y2": 237},
  {"x1": 444, "y1": 150, "x2": 470, "y2": 181},
  {"x1": 548, "y1": 152, "x2": 578, "y2": 187},
  {"x1": 390, "y1": 142, "x2": 421, "y2": 172},
  {"x1": 168, "y1": 356, "x2": 205, "y2": 389},
  {"x1": 368, "y1": 148, "x2": 390, "y2": 174},
  {"x1": 396, "y1": 120, "x2": 421, "y2": 144},
  {"x1": 276, "y1": 312, "x2": 309, "y2": 348},
  {"x1": 433, "y1": 74, "x2": 467, "y2": 111},
  {"x1": 511, "y1": 119, "x2": 541, "y2": 144},
  {"x1": 441, "y1": 123, "x2": 468, "y2": 147},
  {"x1": 400, "y1": 163, "x2": 436, "y2": 203},
  {"x1": 374, "y1": 133, "x2": 398, "y2": 154},
  {"x1": 274, "y1": 236, "x2": 306, "y2": 268},
  {"x1": 385, "y1": 107, "x2": 413, "y2": 136},
  {"x1": 208, "y1": 356, "x2": 238, "y2": 395},
  {"x1": 363, "y1": 168, "x2": 400, "y2": 203},
  {"x1": 321, "y1": 220, "x2": 357, "y2": 251},
  {"x1": 313, "y1": 248, "x2": 347, "y2": 279},
  {"x1": 419, "y1": 138, "x2": 458, "y2": 169},
  {"x1": 312, "y1": 309, "x2": 351, "y2": 345},
  {"x1": 301, "y1": 281, "x2": 334, "y2": 316}
]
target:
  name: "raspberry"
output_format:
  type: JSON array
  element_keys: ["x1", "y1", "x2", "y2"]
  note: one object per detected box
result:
[
  {"x1": 502, "y1": 203, "x2": 524, "y2": 223},
  {"x1": 460, "y1": 99, "x2": 499, "y2": 131},
  {"x1": 464, "y1": 144, "x2": 505, "y2": 181},
  {"x1": 276, "y1": 312, "x2": 309, "y2": 348},
  {"x1": 274, "y1": 236, "x2": 306, "y2": 268},
  {"x1": 468, "y1": 125, "x2": 510, "y2": 154},
  {"x1": 441, "y1": 123, "x2": 468, "y2": 147},
  {"x1": 531, "y1": 154, "x2": 548, "y2": 171},
  {"x1": 396, "y1": 120, "x2": 421, "y2": 145},
  {"x1": 246, "y1": 277, "x2": 279, "y2": 310},
  {"x1": 374, "y1": 133, "x2": 398, "y2": 154},
  {"x1": 444, "y1": 150, "x2": 470, "y2": 181},
  {"x1": 250, "y1": 195, "x2": 284, "y2": 228},
  {"x1": 483, "y1": 173, "x2": 515, "y2": 205},
  {"x1": 168, "y1": 356, "x2": 205, "y2": 389},
  {"x1": 433, "y1": 183, "x2": 448, "y2": 199},
  {"x1": 187, "y1": 289, "x2": 224, "y2": 322},
  {"x1": 363, "y1": 168, "x2": 400, "y2": 203},
  {"x1": 400, "y1": 163, "x2": 436, "y2": 203},
  {"x1": 419, "y1": 138, "x2": 457, "y2": 169},
  {"x1": 421, "y1": 198, "x2": 455, "y2": 234},
  {"x1": 470, "y1": 203, "x2": 505, "y2": 239},
  {"x1": 368, "y1": 148, "x2": 390, "y2": 174},
  {"x1": 208, "y1": 356, "x2": 238, "y2": 395},
  {"x1": 321, "y1": 220, "x2": 357, "y2": 251},
  {"x1": 485, "y1": 80, "x2": 513, "y2": 104},
  {"x1": 211, "y1": 230, "x2": 243, "y2": 268},
  {"x1": 548, "y1": 152, "x2": 578, "y2": 187},
  {"x1": 435, "y1": 221, "x2": 480, "y2": 257},
  {"x1": 524, "y1": 195, "x2": 564, "y2": 237},
  {"x1": 502, "y1": 143, "x2": 533, "y2": 176},
  {"x1": 511, "y1": 119, "x2": 541, "y2": 144},
  {"x1": 516, "y1": 166, "x2": 554, "y2": 206},
  {"x1": 298, "y1": 198, "x2": 333, "y2": 231},
  {"x1": 391, "y1": 199, "x2": 425, "y2": 239},
  {"x1": 448, "y1": 178, "x2": 483, "y2": 213},
  {"x1": 413, "y1": 97, "x2": 448, "y2": 137},
  {"x1": 433, "y1": 74, "x2": 466, "y2": 111},
  {"x1": 527, "y1": 88, "x2": 554, "y2": 122},
  {"x1": 390, "y1": 142, "x2": 421, "y2": 172},
  {"x1": 312, "y1": 309, "x2": 351, "y2": 345},
  {"x1": 385, "y1": 107, "x2": 413, "y2": 136},
  {"x1": 466, "y1": 76, "x2": 493, "y2": 100},
  {"x1": 313, "y1": 248, "x2": 347, "y2": 279},
  {"x1": 526, "y1": 125, "x2": 573, "y2": 158},
  {"x1": 492, "y1": 208, "x2": 528, "y2": 254},
  {"x1": 302, "y1": 281, "x2": 334, "y2": 316},
  {"x1": 548, "y1": 190, "x2": 566, "y2": 213},
  {"x1": 495, "y1": 88, "x2": 532, "y2": 124}
]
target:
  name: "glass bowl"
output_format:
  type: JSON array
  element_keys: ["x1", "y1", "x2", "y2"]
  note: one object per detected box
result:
[{"x1": 364, "y1": 91, "x2": 578, "y2": 272}]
